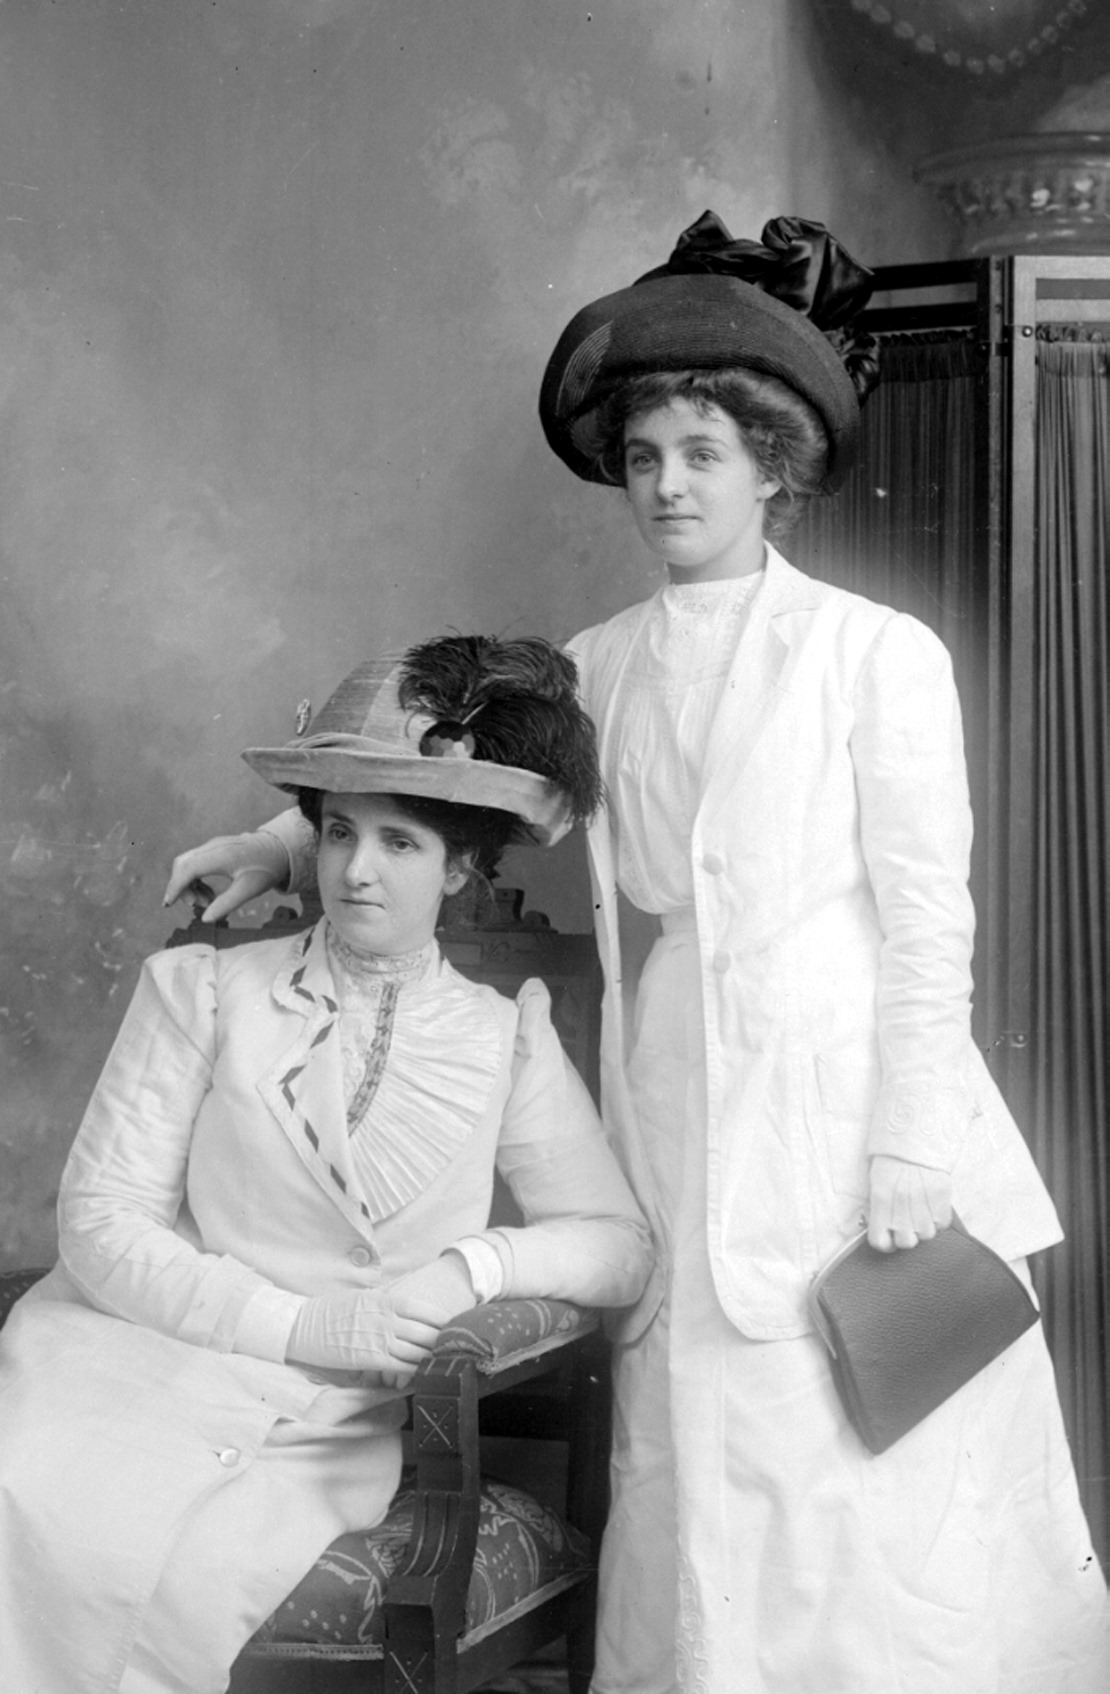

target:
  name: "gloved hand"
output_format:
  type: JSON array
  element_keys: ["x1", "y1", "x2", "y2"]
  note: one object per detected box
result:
[
  {"x1": 286, "y1": 1288, "x2": 440, "y2": 1385},
  {"x1": 387, "y1": 1252, "x2": 478, "y2": 1328},
  {"x1": 162, "y1": 830, "x2": 291, "y2": 923},
  {"x1": 867, "y1": 1154, "x2": 953, "y2": 1253}
]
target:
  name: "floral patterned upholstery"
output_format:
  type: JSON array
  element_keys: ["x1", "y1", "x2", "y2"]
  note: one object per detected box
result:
[
  {"x1": 429, "y1": 1297, "x2": 592, "y2": 1373},
  {"x1": 250, "y1": 1475, "x2": 590, "y2": 1654}
]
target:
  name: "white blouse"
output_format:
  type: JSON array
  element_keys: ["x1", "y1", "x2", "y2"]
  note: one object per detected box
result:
[
  {"x1": 325, "y1": 929, "x2": 509, "y2": 1296},
  {"x1": 606, "y1": 571, "x2": 765, "y2": 914}
]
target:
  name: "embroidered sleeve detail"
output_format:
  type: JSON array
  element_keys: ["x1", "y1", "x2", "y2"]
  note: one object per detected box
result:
[{"x1": 868, "y1": 1080, "x2": 977, "y2": 1169}]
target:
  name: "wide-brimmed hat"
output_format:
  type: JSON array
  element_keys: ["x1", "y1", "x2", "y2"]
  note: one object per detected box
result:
[
  {"x1": 539, "y1": 212, "x2": 879, "y2": 489},
  {"x1": 241, "y1": 635, "x2": 602, "y2": 848}
]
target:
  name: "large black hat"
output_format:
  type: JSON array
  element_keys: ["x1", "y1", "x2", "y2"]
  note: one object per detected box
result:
[{"x1": 539, "y1": 213, "x2": 879, "y2": 490}]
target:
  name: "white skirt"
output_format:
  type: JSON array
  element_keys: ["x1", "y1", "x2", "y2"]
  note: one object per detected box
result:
[
  {"x1": 592, "y1": 931, "x2": 1108, "y2": 1694},
  {"x1": 0, "y1": 1295, "x2": 404, "y2": 1694}
]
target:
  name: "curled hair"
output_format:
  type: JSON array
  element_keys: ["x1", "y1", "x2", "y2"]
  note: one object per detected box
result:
[
  {"x1": 594, "y1": 367, "x2": 831, "y2": 539},
  {"x1": 296, "y1": 787, "x2": 521, "y2": 886}
]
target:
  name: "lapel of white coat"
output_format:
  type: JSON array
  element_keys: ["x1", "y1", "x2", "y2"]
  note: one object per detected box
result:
[
  {"x1": 574, "y1": 598, "x2": 659, "y2": 1064},
  {"x1": 698, "y1": 549, "x2": 824, "y2": 819},
  {"x1": 255, "y1": 922, "x2": 377, "y2": 1240},
  {"x1": 570, "y1": 599, "x2": 661, "y2": 1123}
]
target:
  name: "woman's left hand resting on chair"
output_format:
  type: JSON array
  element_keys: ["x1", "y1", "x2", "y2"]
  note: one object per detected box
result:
[
  {"x1": 285, "y1": 1255, "x2": 479, "y2": 1388},
  {"x1": 866, "y1": 1154, "x2": 953, "y2": 1253},
  {"x1": 385, "y1": 1253, "x2": 479, "y2": 1327}
]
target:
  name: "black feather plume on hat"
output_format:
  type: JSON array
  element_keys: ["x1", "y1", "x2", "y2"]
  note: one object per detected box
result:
[{"x1": 397, "y1": 634, "x2": 604, "y2": 826}]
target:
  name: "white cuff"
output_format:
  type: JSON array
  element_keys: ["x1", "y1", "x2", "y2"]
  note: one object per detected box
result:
[
  {"x1": 451, "y1": 1237, "x2": 506, "y2": 1305},
  {"x1": 233, "y1": 1284, "x2": 307, "y2": 1363},
  {"x1": 261, "y1": 809, "x2": 317, "y2": 896},
  {"x1": 868, "y1": 1081, "x2": 975, "y2": 1171}
]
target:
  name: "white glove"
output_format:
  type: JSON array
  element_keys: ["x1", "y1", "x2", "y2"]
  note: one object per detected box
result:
[
  {"x1": 162, "y1": 830, "x2": 292, "y2": 923},
  {"x1": 867, "y1": 1154, "x2": 953, "y2": 1253},
  {"x1": 387, "y1": 1253, "x2": 478, "y2": 1327},
  {"x1": 285, "y1": 1288, "x2": 440, "y2": 1385}
]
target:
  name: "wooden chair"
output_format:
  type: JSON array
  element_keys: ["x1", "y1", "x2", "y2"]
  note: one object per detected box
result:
[
  {"x1": 1, "y1": 892, "x2": 612, "y2": 1692},
  {"x1": 0, "y1": 1271, "x2": 610, "y2": 1693}
]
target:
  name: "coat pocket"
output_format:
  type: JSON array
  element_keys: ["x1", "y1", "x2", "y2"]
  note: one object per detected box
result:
[{"x1": 812, "y1": 1054, "x2": 878, "y2": 1200}]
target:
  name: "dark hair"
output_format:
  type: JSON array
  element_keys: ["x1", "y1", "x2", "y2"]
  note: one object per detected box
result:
[
  {"x1": 594, "y1": 367, "x2": 830, "y2": 538},
  {"x1": 296, "y1": 787, "x2": 521, "y2": 884}
]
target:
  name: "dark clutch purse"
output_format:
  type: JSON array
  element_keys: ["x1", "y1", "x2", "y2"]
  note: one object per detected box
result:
[{"x1": 808, "y1": 1216, "x2": 1040, "y2": 1455}]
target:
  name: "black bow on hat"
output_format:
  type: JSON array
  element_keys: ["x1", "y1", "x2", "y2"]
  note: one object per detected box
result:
[
  {"x1": 642, "y1": 212, "x2": 879, "y2": 404},
  {"x1": 538, "y1": 210, "x2": 880, "y2": 487}
]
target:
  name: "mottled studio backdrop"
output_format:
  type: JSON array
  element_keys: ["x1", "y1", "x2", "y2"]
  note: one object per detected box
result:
[{"x1": 0, "y1": 0, "x2": 1091, "y2": 1264}]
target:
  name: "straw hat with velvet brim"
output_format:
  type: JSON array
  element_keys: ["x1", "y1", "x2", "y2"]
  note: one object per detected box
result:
[
  {"x1": 538, "y1": 212, "x2": 879, "y2": 491},
  {"x1": 242, "y1": 638, "x2": 603, "y2": 849}
]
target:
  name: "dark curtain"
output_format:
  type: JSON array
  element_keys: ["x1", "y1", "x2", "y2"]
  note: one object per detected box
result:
[
  {"x1": 792, "y1": 338, "x2": 982, "y2": 655},
  {"x1": 1031, "y1": 337, "x2": 1110, "y2": 1563}
]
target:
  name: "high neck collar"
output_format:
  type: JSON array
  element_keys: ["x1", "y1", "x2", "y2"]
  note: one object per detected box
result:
[
  {"x1": 661, "y1": 567, "x2": 765, "y2": 615},
  {"x1": 325, "y1": 923, "x2": 435, "y2": 986}
]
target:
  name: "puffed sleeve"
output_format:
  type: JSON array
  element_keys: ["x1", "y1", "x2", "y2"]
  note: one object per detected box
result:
[
  {"x1": 57, "y1": 947, "x2": 304, "y2": 1360},
  {"x1": 473, "y1": 980, "x2": 652, "y2": 1307},
  {"x1": 850, "y1": 613, "x2": 980, "y2": 1171}
]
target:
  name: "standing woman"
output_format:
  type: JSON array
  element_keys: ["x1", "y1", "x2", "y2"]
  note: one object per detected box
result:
[
  {"x1": 162, "y1": 217, "x2": 1107, "y2": 1692},
  {"x1": 535, "y1": 213, "x2": 1107, "y2": 1694}
]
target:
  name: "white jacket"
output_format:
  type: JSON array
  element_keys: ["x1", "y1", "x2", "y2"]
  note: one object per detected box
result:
[{"x1": 569, "y1": 550, "x2": 1061, "y2": 1340}]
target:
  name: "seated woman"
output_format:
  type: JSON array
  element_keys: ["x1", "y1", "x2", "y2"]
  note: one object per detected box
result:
[{"x1": 0, "y1": 635, "x2": 652, "y2": 1694}]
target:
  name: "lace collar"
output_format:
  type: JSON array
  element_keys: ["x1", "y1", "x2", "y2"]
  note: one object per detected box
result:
[
  {"x1": 325, "y1": 926, "x2": 435, "y2": 991},
  {"x1": 661, "y1": 567, "x2": 765, "y2": 618}
]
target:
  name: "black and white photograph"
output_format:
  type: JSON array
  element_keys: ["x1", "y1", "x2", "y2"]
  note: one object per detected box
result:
[{"x1": 0, "y1": 4, "x2": 1108, "y2": 1691}]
